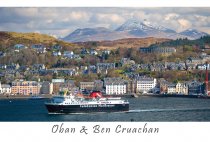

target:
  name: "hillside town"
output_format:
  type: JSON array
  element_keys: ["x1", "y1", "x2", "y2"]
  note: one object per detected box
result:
[{"x1": 1, "y1": 39, "x2": 210, "y2": 97}]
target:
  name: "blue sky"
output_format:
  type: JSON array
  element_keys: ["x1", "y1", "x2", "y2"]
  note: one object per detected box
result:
[{"x1": 0, "y1": 7, "x2": 210, "y2": 37}]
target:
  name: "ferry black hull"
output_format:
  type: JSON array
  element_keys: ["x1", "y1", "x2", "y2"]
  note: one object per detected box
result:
[{"x1": 45, "y1": 103, "x2": 129, "y2": 114}]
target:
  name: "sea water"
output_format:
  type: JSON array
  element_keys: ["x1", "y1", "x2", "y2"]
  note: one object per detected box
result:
[{"x1": 0, "y1": 97, "x2": 210, "y2": 121}]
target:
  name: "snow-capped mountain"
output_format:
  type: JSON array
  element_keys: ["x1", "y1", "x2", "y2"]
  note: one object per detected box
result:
[
  {"x1": 62, "y1": 19, "x2": 209, "y2": 42},
  {"x1": 179, "y1": 29, "x2": 208, "y2": 39},
  {"x1": 115, "y1": 19, "x2": 176, "y2": 38},
  {"x1": 116, "y1": 19, "x2": 176, "y2": 34}
]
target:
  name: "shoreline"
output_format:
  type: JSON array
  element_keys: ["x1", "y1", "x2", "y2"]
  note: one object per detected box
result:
[
  {"x1": 104, "y1": 94, "x2": 210, "y2": 99},
  {"x1": 1, "y1": 94, "x2": 210, "y2": 100},
  {"x1": 139, "y1": 94, "x2": 210, "y2": 99},
  {"x1": 0, "y1": 94, "x2": 52, "y2": 100}
]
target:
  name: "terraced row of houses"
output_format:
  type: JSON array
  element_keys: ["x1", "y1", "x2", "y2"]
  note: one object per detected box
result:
[{"x1": 0, "y1": 75, "x2": 205, "y2": 96}]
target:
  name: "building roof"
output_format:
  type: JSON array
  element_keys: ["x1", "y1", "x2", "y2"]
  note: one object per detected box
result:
[
  {"x1": 104, "y1": 77, "x2": 127, "y2": 85},
  {"x1": 94, "y1": 80, "x2": 103, "y2": 83},
  {"x1": 80, "y1": 82, "x2": 94, "y2": 84},
  {"x1": 31, "y1": 44, "x2": 45, "y2": 48},
  {"x1": 167, "y1": 83, "x2": 176, "y2": 88},
  {"x1": 14, "y1": 44, "x2": 25, "y2": 48},
  {"x1": 1, "y1": 84, "x2": 11, "y2": 88},
  {"x1": 135, "y1": 76, "x2": 155, "y2": 81},
  {"x1": 52, "y1": 79, "x2": 65, "y2": 83}
]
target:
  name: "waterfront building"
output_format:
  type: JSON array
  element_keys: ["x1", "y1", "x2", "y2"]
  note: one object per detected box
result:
[
  {"x1": 104, "y1": 77, "x2": 123, "y2": 87},
  {"x1": 187, "y1": 81, "x2": 204, "y2": 95},
  {"x1": 159, "y1": 78, "x2": 170, "y2": 94},
  {"x1": 11, "y1": 80, "x2": 41, "y2": 95},
  {"x1": 40, "y1": 81, "x2": 53, "y2": 95},
  {"x1": 105, "y1": 78, "x2": 135, "y2": 94},
  {"x1": 80, "y1": 82, "x2": 94, "y2": 91},
  {"x1": 60, "y1": 80, "x2": 75, "y2": 89},
  {"x1": 105, "y1": 79, "x2": 127, "y2": 95},
  {"x1": 52, "y1": 79, "x2": 65, "y2": 94},
  {"x1": 135, "y1": 76, "x2": 157, "y2": 94},
  {"x1": 176, "y1": 82, "x2": 188, "y2": 95},
  {"x1": 0, "y1": 82, "x2": 11, "y2": 94},
  {"x1": 126, "y1": 80, "x2": 136, "y2": 93},
  {"x1": 94, "y1": 80, "x2": 104, "y2": 91},
  {"x1": 58, "y1": 80, "x2": 79, "y2": 95},
  {"x1": 167, "y1": 83, "x2": 176, "y2": 94}
]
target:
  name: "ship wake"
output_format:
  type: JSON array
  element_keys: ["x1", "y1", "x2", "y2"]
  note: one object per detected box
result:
[{"x1": 128, "y1": 108, "x2": 210, "y2": 113}]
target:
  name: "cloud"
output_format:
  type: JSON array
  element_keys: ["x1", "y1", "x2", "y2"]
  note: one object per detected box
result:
[
  {"x1": 89, "y1": 13, "x2": 125, "y2": 29},
  {"x1": 68, "y1": 11, "x2": 90, "y2": 21},
  {"x1": 164, "y1": 13, "x2": 179, "y2": 21},
  {"x1": 132, "y1": 11, "x2": 146, "y2": 20},
  {"x1": 178, "y1": 19, "x2": 192, "y2": 30},
  {"x1": 13, "y1": 8, "x2": 39, "y2": 17},
  {"x1": 91, "y1": 13, "x2": 124, "y2": 24},
  {"x1": 198, "y1": 27, "x2": 210, "y2": 34},
  {"x1": 0, "y1": 7, "x2": 210, "y2": 36}
]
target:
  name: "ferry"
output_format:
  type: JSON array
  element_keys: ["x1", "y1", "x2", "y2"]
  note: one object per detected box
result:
[{"x1": 45, "y1": 91, "x2": 129, "y2": 114}]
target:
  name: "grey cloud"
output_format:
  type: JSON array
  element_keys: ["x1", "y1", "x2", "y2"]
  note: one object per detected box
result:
[{"x1": 0, "y1": 7, "x2": 210, "y2": 36}]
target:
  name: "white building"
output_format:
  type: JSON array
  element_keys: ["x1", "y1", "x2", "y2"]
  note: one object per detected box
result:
[
  {"x1": 105, "y1": 79, "x2": 127, "y2": 95},
  {"x1": 176, "y1": 82, "x2": 188, "y2": 95},
  {"x1": 90, "y1": 49, "x2": 98, "y2": 55},
  {"x1": 136, "y1": 76, "x2": 157, "y2": 94},
  {"x1": 167, "y1": 82, "x2": 188, "y2": 95},
  {"x1": 106, "y1": 83, "x2": 126, "y2": 95},
  {"x1": 167, "y1": 84, "x2": 176, "y2": 94},
  {"x1": 197, "y1": 64, "x2": 210, "y2": 70},
  {"x1": 0, "y1": 82, "x2": 11, "y2": 94},
  {"x1": 102, "y1": 50, "x2": 111, "y2": 55},
  {"x1": 63, "y1": 51, "x2": 74, "y2": 58},
  {"x1": 53, "y1": 51, "x2": 62, "y2": 56}
]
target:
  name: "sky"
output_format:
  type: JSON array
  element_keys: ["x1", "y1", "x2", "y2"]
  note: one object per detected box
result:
[{"x1": 0, "y1": 7, "x2": 210, "y2": 38}]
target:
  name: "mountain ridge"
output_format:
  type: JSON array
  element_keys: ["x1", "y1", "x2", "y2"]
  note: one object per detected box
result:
[{"x1": 63, "y1": 19, "x2": 209, "y2": 42}]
